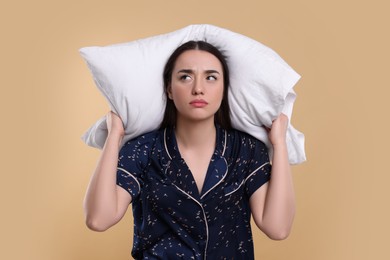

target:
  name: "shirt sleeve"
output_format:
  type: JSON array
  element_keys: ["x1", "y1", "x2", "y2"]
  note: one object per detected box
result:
[
  {"x1": 244, "y1": 136, "x2": 272, "y2": 198},
  {"x1": 116, "y1": 134, "x2": 152, "y2": 200}
]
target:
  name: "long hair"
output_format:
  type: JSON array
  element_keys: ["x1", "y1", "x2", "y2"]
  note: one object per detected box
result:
[{"x1": 160, "y1": 41, "x2": 231, "y2": 130}]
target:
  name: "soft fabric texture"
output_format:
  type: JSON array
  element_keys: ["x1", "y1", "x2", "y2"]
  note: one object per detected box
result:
[{"x1": 80, "y1": 24, "x2": 306, "y2": 164}]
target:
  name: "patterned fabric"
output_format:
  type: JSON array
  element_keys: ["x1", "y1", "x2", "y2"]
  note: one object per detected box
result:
[{"x1": 117, "y1": 125, "x2": 271, "y2": 259}]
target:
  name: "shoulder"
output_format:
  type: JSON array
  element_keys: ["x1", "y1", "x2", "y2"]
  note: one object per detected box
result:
[
  {"x1": 225, "y1": 127, "x2": 268, "y2": 150},
  {"x1": 123, "y1": 129, "x2": 163, "y2": 147},
  {"x1": 118, "y1": 129, "x2": 165, "y2": 170},
  {"x1": 119, "y1": 129, "x2": 164, "y2": 157}
]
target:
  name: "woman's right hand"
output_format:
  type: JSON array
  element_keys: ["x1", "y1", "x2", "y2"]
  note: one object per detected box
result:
[{"x1": 106, "y1": 111, "x2": 125, "y2": 138}]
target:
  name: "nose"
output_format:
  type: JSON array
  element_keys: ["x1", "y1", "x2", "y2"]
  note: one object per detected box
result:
[{"x1": 192, "y1": 79, "x2": 204, "y2": 95}]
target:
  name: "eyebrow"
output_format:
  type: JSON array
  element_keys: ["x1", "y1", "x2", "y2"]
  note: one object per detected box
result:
[{"x1": 177, "y1": 69, "x2": 220, "y2": 74}]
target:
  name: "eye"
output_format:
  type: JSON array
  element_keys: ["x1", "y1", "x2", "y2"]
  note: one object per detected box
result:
[
  {"x1": 179, "y1": 74, "x2": 192, "y2": 81},
  {"x1": 206, "y1": 75, "x2": 217, "y2": 81}
]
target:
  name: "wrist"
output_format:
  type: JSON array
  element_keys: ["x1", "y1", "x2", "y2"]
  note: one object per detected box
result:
[
  {"x1": 106, "y1": 131, "x2": 124, "y2": 146},
  {"x1": 108, "y1": 127, "x2": 124, "y2": 138},
  {"x1": 271, "y1": 140, "x2": 287, "y2": 150}
]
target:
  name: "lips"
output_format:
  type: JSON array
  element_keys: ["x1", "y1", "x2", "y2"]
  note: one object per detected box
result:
[{"x1": 190, "y1": 99, "x2": 208, "y2": 108}]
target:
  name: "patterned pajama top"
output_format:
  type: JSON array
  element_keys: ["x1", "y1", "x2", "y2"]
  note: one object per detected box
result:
[{"x1": 116, "y1": 125, "x2": 271, "y2": 259}]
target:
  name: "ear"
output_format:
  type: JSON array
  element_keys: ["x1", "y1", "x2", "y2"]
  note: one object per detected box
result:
[{"x1": 167, "y1": 84, "x2": 173, "y2": 100}]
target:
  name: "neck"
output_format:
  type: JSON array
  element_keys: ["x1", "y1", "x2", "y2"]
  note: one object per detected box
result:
[{"x1": 175, "y1": 117, "x2": 216, "y2": 149}]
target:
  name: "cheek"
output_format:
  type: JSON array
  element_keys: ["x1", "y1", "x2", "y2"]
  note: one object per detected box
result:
[
  {"x1": 215, "y1": 84, "x2": 225, "y2": 100},
  {"x1": 169, "y1": 85, "x2": 185, "y2": 102}
]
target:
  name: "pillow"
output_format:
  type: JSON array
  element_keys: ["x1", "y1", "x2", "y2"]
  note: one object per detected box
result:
[{"x1": 80, "y1": 24, "x2": 306, "y2": 164}]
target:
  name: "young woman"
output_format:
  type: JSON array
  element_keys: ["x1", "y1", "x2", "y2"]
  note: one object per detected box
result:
[{"x1": 84, "y1": 41, "x2": 295, "y2": 259}]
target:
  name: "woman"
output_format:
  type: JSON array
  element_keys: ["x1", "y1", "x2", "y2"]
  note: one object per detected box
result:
[{"x1": 84, "y1": 41, "x2": 295, "y2": 259}]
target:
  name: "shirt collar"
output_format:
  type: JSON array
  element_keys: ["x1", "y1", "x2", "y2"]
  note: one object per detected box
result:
[
  {"x1": 163, "y1": 125, "x2": 228, "y2": 200},
  {"x1": 164, "y1": 124, "x2": 226, "y2": 160}
]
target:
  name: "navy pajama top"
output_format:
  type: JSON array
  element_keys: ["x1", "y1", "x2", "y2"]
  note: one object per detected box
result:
[{"x1": 116, "y1": 125, "x2": 271, "y2": 260}]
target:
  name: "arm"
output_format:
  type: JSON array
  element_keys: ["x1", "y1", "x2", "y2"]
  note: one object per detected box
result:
[
  {"x1": 249, "y1": 114, "x2": 295, "y2": 240},
  {"x1": 83, "y1": 111, "x2": 132, "y2": 232}
]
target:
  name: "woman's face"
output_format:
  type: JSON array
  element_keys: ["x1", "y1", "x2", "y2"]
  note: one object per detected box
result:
[{"x1": 168, "y1": 50, "x2": 224, "y2": 124}]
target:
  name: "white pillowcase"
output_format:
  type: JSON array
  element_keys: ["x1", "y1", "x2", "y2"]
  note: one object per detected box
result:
[{"x1": 80, "y1": 24, "x2": 306, "y2": 164}]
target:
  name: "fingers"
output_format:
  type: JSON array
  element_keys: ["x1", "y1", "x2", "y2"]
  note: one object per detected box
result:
[
  {"x1": 264, "y1": 114, "x2": 288, "y2": 133},
  {"x1": 268, "y1": 114, "x2": 289, "y2": 146},
  {"x1": 106, "y1": 111, "x2": 125, "y2": 137},
  {"x1": 273, "y1": 113, "x2": 288, "y2": 123}
]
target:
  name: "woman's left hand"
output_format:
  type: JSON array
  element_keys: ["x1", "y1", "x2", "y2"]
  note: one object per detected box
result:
[
  {"x1": 268, "y1": 113, "x2": 289, "y2": 146},
  {"x1": 252, "y1": 113, "x2": 295, "y2": 240}
]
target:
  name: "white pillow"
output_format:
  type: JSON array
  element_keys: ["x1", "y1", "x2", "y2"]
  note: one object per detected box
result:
[{"x1": 80, "y1": 24, "x2": 306, "y2": 164}]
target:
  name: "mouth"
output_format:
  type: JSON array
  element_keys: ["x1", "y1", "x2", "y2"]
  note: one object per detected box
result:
[{"x1": 190, "y1": 99, "x2": 208, "y2": 108}]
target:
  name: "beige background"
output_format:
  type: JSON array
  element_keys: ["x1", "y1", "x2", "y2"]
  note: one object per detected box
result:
[{"x1": 1, "y1": 0, "x2": 389, "y2": 259}]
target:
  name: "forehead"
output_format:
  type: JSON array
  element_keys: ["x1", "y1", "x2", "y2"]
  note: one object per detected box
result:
[{"x1": 173, "y1": 50, "x2": 223, "y2": 71}]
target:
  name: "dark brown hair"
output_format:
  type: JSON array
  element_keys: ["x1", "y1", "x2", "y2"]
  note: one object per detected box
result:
[{"x1": 160, "y1": 41, "x2": 231, "y2": 129}]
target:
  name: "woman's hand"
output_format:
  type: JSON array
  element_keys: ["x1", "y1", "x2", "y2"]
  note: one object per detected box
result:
[
  {"x1": 106, "y1": 111, "x2": 125, "y2": 138},
  {"x1": 250, "y1": 113, "x2": 295, "y2": 240},
  {"x1": 268, "y1": 113, "x2": 289, "y2": 146},
  {"x1": 84, "y1": 111, "x2": 131, "y2": 232}
]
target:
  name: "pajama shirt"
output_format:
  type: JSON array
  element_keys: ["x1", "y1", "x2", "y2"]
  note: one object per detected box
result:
[{"x1": 117, "y1": 125, "x2": 271, "y2": 259}]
